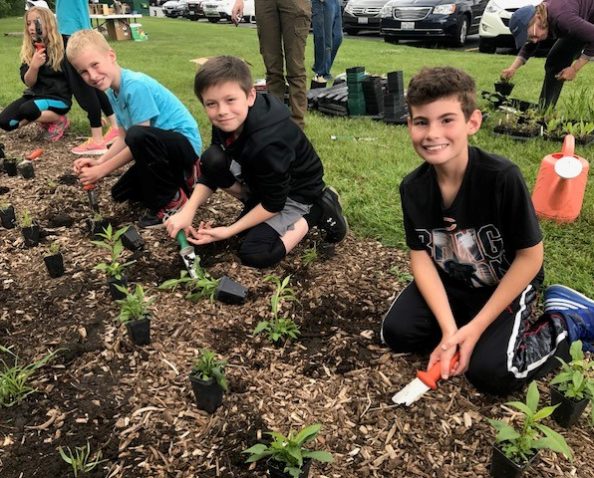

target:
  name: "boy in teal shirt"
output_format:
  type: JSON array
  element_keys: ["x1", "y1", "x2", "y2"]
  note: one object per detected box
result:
[{"x1": 66, "y1": 29, "x2": 201, "y2": 227}]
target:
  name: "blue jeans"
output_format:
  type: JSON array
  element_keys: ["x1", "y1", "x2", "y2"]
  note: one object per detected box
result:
[{"x1": 311, "y1": 0, "x2": 342, "y2": 78}]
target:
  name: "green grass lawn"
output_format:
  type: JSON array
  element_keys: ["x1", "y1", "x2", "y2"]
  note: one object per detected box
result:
[{"x1": 1, "y1": 16, "x2": 593, "y2": 295}]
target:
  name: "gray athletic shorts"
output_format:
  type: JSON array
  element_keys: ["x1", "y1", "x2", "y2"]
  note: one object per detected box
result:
[{"x1": 230, "y1": 160, "x2": 312, "y2": 237}]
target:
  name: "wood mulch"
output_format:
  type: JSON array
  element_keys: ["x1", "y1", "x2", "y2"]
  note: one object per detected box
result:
[{"x1": 0, "y1": 126, "x2": 592, "y2": 478}]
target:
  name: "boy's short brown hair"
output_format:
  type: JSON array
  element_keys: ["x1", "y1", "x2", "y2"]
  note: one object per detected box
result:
[
  {"x1": 66, "y1": 29, "x2": 111, "y2": 63},
  {"x1": 194, "y1": 56, "x2": 253, "y2": 103},
  {"x1": 406, "y1": 67, "x2": 477, "y2": 119}
]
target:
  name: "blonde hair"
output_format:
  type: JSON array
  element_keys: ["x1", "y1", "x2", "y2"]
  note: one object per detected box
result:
[
  {"x1": 20, "y1": 7, "x2": 64, "y2": 71},
  {"x1": 66, "y1": 29, "x2": 112, "y2": 63},
  {"x1": 531, "y1": 3, "x2": 549, "y2": 29}
]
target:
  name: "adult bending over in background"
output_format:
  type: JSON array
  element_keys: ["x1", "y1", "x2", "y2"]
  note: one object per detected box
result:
[{"x1": 501, "y1": 0, "x2": 594, "y2": 108}]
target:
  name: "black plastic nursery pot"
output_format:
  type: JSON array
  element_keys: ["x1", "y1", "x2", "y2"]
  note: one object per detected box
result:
[
  {"x1": 22, "y1": 224, "x2": 40, "y2": 247},
  {"x1": 490, "y1": 445, "x2": 537, "y2": 478},
  {"x1": 268, "y1": 458, "x2": 312, "y2": 478},
  {"x1": 44, "y1": 253, "x2": 65, "y2": 278},
  {"x1": 215, "y1": 276, "x2": 248, "y2": 304},
  {"x1": 550, "y1": 386, "x2": 589, "y2": 428},
  {"x1": 318, "y1": 242, "x2": 336, "y2": 259},
  {"x1": 89, "y1": 218, "x2": 111, "y2": 240},
  {"x1": 4, "y1": 158, "x2": 17, "y2": 176},
  {"x1": 17, "y1": 160, "x2": 35, "y2": 179},
  {"x1": 189, "y1": 374, "x2": 224, "y2": 413},
  {"x1": 0, "y1": 205, "x2": 16, "y2": 229},
  {"x1": 121, "y1": 226, "x2": 145, "y2": 252},
  {"x1": 125, "y1": 316, "x2": 151, "y2": 345},
  {"x1": 107, "y1": 275, "x2": 128, "y2": 300},
  {"x1": 494, "y1": 81, "x2": 514, "y2": 97}
]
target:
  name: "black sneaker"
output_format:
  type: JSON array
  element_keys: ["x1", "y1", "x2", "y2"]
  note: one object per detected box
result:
[
  {"x1": 317, "y1": 186, "x2": 348, "y2": 243},
  {"x1": 138, "y1": 212, "x2": 164, "y2": 229},
  {"x1": 138, "y1": 189, "x2": 188, "y2": 229}
]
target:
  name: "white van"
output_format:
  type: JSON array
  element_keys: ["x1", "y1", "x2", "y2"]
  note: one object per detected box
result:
[{"x1": 202, "y1": 0, "x2": 255, "y2": 23}]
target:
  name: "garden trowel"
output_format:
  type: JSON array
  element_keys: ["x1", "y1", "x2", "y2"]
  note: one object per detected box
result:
[
  {"x1": 83, "y1": 183, "x2": 100, "y2": 213},
  {"x1": 392, "y1": 352, "x2": 460, "y2": 406},
  {"x1": 176, "y1": 230, "x2": 198, "y2": 279}
]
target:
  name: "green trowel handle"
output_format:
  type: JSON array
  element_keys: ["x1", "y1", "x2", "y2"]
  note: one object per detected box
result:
[{"x1": 176, "y1": 230, "x2": 190, "y2": 249}]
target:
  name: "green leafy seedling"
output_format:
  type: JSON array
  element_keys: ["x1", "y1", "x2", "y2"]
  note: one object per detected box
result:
[
  {"x1": 58, "y1": 442, "x2": 106, "y2": 477},
  {"x1": 19, "y1": 209, "x2": 33, "y2": 228},
  {"x1": 192, "y1": 349, "x2": 228, "y2": 391},
  {"x1": 115, "y1": 284, "x2": 154, "y2": 324},
  {"x1": 159, "y1": 259, "x2": 220, "y2": 302},
  {"x1": 488, "y1": 381, "x2": 573, "y2": 465},
  {"x1": 550, "y1": 340, "x2": 594, "y2": 423},
  {"x1": 48, "y1": 241, "x2": 61, "y2": 255},
  {"x1": 92, "y1": 224, "x2": 135, "y2": 280},
  {"x1": 301, "y1": 245, "x2": 318, "y2": 267},
  {"x1": 0, "y1": 346, "x2": 58, "y2": 407},
  {"x1": 253, "y1": 275, "x2": 300, "y2": 344},
  {"x1": 242, "y1": 423, "x2": 333, "y2": 478}
]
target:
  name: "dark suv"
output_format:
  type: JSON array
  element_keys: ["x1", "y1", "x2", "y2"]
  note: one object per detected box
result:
[
  {"x1": 343, "y1": 0, "x2": 392, "y2": 35},
  {"x1": 380, "y1": 0, "x2": 488, "y2": 46}
]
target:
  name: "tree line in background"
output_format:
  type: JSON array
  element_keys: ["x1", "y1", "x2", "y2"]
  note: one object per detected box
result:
[{"x1": 0, "y1": 0, "x2": 56, "y2": 18}]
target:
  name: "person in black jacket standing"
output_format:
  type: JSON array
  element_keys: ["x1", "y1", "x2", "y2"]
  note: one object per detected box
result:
[
  {"x1": 166, "y1": 56, "x2": 347, "y2": 269},
  {"x1": 501, "y1": 0, "x2": 594, "y2": 108}
]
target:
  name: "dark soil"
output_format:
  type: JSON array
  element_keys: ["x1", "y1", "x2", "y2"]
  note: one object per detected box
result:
[{"x1": 1, "y1": 126, "x2": 592, "y2": 478}]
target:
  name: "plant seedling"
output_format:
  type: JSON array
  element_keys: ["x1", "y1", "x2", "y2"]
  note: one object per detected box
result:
[
  {"x1": 159, "y1": 259, "x2": 220, "y2": 302},
  {"x1": 0, "y1": 346, "x2": 58, "y2": 407},
  {"x1": 301, "y1": 245, "x2": 318, "y2": 267},
  {"x1": 550, "y1": 340, "x2": 594, "y2": 425},
  {"x1": 19, "y1": 209, "x2": 33, "y2": 228},
  {"x1": 115, "y1": 284, "x2": 154, "y2": 324},
  {"x1": 253, "y1": 275, "x2": 300, "y2": 344},
  {"x1": 0, "y1": 202, "x2": 16, "y2": 229},
  {"x1": 58, "y1": 442, "x2": 106, "y2": 477},
  {"x1": 17, "y1": 160, "x2": 35, "y2": 179},
  {"x1": 191, "y1": 349, "x2": 228, "y2": 391},
  {"x1": 44, "y1": 241, "x2": 65, "y2": 278},
  {"x1": 488, "y1": 381, "x2": 572, "y2": 465},
  {"x1": 242, "y1": 423, "x2": 333, "y2": 478},
  {"x1": 92, "y1": 224, "x2": 135, "y2": 280}
]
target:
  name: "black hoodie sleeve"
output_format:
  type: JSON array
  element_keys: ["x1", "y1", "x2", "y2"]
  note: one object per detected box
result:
[
  {"x1": 253, "y1": 142, "x2": 294, "y2": 213},
  {"x1": 20, "y1": 63, "x2": 29, "y2": 84}
]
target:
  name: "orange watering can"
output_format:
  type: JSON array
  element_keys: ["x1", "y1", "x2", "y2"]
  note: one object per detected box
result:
[{"x1": 531, "y1": 135, "x2": 589, "y2": 223}]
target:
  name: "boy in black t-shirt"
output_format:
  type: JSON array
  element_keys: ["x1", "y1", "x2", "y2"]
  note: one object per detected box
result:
[
  {"x1": 381, "y1": 67, "x2": 594, "y2": 395},
  {"x1": 165, "y1": 56, "x2": 347, "y2": 268}
]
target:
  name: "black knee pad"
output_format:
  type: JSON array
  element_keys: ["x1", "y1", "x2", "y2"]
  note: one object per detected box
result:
[
  {"x1": 18, "y1": 101, "x2": 42, "y2": 122},
  {"x1": 200, "y1": 145, "x2": 236, "y2": 188},
  {"x1": 238, "y1": 228, "x2": 287, "y2": 269},
  {"x1": 125, "y1": 125, "x2": 149, "y2": 148}
]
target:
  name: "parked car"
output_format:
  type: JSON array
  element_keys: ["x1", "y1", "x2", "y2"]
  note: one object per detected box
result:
[
  {"x1": 380, "y1": 0, "x2": 489, "y2": 46},
  {"x1": 185, "y1": 0, "x2": 205, "y2": 20},
  {"x1": 478, "y1": 0, "x2": 541, "y2": 53},
  {"x1": 163, "y1": 0, "x2": 188, "y2": 17},
  {"x1": 342, "y1": 0, "x2": 391, "y2": 35},
  {"x1": 202, "y1": 0, "x2": 254, "y2": 23}
]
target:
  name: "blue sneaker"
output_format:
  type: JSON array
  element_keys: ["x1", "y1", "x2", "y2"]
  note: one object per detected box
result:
[{"x1": 544, "y1": 284, "x2": 594, "y2": 350}]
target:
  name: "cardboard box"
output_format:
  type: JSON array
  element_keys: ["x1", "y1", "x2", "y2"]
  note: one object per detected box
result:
[{"x1": 106, "y1": 19, "x2": 131, "y2": 41}]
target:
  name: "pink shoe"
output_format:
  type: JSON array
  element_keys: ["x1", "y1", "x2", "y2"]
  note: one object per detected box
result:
[
  {"x1": 71, "y1": 138, "x2": 108, "y2": 156},
  {"x1": 103, "y1": 126, "x2": 120, "y2": 146},
  {"x1": 46, "y1": 116, "x2": 70, "y2": 142}
]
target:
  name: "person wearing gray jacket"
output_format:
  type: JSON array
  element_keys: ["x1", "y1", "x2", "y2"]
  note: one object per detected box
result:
[{"x1": 501, "y1": 0, "x2": 594, "y2": 107}]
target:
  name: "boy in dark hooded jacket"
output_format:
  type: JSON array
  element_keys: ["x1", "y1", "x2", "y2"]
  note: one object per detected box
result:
[{"x1": 165, "y1": 55, "x2": 347, "y2": 268}]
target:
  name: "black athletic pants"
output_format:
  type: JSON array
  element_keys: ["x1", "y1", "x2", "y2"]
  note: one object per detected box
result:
[
  {"x1": 381, "y1": 279, "x2": 570, "y2": 395},
  {"x1": 112, "y1": 125, "x2": 198, "y2": 211},
  {"x1": 0, "y1": 96, "x2": 69, "y2": 131},
  {"x1": 540, "y1": 37, "x2": 585, "y2": 108},
  {"x1": 62, "y1": 35, "x2": 114, "y2": 128}
]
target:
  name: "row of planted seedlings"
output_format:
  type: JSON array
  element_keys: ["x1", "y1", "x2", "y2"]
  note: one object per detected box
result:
[
  {"x1": 88, "y1": 220, "x2": 333, "y2": 477},
  {"x1": 0, "y1": 202, "x2": 66, "y2": 276},
  {"x1": 94, "y1": 220, "x2": 594, "y2": 478}
]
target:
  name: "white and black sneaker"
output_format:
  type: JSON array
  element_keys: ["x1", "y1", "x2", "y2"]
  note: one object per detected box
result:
[{"x1": 317, "y1": 186, "x2": 348, "y2": 243}]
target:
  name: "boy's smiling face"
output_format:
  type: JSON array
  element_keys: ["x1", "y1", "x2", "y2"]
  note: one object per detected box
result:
[
  {"x1": 408, "y1": 96, "x2": 481, "y2": 170},
  {"x1": 71, "y1": 46, "x2": 119, "y2": 92},
  {"x1": 202, "y1": 81, "x2": 256, "y2": 135}
]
